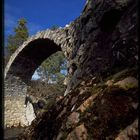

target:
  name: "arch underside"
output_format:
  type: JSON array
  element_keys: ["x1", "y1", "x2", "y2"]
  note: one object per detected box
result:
[{"x1": 7, "y1": 38, "x2": 62, "y2": 83}]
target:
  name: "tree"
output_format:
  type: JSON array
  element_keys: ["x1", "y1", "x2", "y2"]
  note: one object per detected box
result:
[
  {"x1": 7, "y1": 18, "x2": 29, "y2": 56},
  {"x1": 36, "y1": 51, "x2": 67, "y2": 84}
]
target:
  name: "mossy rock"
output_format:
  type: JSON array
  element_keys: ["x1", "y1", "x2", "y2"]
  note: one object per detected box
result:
[
  {"x1": 112, "y1": 67, "x2": 138, "y2": 82},
  {"x1": 114, "y1": 77, "x2": 138, "y2": 90},
  {"x1": 43, "y1": 99, "x2": 56, "y2": 110}
]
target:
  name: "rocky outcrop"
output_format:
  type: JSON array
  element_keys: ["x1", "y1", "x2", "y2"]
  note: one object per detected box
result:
[
  {"x1": 115, "y1": 118, "x2": 138, "y2": 140},
  {"x1": 19, "y1": 68, "x2": 138, "y2": 139},
  {"x1": 5, "y1": 0, "x2": 138, "y2": 139}
]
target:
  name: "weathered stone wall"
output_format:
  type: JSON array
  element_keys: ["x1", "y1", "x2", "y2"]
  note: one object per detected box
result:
[
  {"x1": 5, "y1": 75, "x2": 27, "y2": 96},
  {"x1": 4, "y1": 75, "x2": 28, "y2": 127},
  {"x1": 4, "y1": 75, "x2": 37, "y2": 127},
  {"x1": 4, "y1": 95, "x2": 28, "y2": 128},
  {"x1": 4, "y1": 94, "x2": 36, "y2": 128}
]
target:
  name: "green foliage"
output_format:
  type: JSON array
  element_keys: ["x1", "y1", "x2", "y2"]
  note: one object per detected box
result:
[
  {"x1": 123, "y1": 82, "x2": 138, "y2": 90},
  {"x1": 37, "y1": 51, "x2": 67, "y2": 84},
  {"x1": 7, "y1": 18, "x2": 29, "y2": 55},
  {"x1": 42, "y1": 51, "x2": 66, "y2": 73},
  {"x1": 7, "y1": 35, "x2": 17, "y2": 55}
]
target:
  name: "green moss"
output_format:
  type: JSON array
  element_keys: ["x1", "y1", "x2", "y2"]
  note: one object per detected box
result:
[
  {"x1": 112, "y1": 67, "x2": 138, "y2": 82},
  {"x1": 43, "y1": 99, "x2": 56, "y2": 110},
  {"x1": 91, "y1": 83, "x2": 107, "y2": 94},
  {"x1": 124, "y1": 82, "x2": 138, "y2": 90},
  {"x1": 59, "y1": 131, "x2": 68, "y2": 140},
  {"x1": 105, "y1": 66, "x2": 137, "y2": 83}
]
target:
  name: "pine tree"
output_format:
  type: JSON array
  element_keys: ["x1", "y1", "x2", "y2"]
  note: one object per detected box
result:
[{"x1": 7, "y1": 18, "x2": 29, "y2": 55}]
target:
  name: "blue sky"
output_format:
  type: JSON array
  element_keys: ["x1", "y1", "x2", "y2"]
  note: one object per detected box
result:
[{"x1": 5, "y1": 0, "x2": 86, "y2": 40}]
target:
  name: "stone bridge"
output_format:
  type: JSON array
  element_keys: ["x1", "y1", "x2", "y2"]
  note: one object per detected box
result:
[
  {"x1": 4, "y1": 2, "x2": 84, "y2": 127},
  {"x1": 4, "y1": 24, "x2": 75, "y2": 127},
  {"x1": 5, "y1": 27, "x2": 73, "y2": 82},
  {"x1": 4, "y1": 0, "x2": 138, "y2": 128}
]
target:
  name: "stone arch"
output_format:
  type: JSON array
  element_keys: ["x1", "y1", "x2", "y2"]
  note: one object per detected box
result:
[
  {"x1": 4, "y1": 29, "x2": 70, "y2": 127},
  {"x1": 5, "y1": 28, "x2": 70, "y2": 82},
  {"x1": 5, "y1": 38, "x2": 62, "y2": 83}
]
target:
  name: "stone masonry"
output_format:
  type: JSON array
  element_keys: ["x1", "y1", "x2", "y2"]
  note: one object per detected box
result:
[{"x1": 4, "y1": 95, "x2": 28, "y2": 128}]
